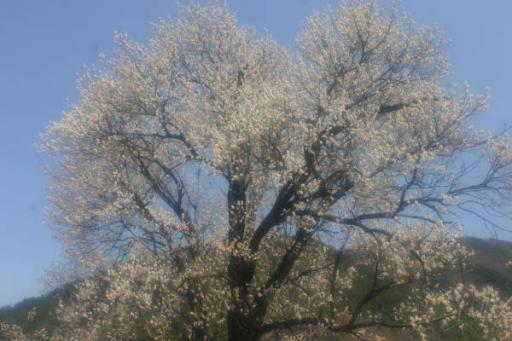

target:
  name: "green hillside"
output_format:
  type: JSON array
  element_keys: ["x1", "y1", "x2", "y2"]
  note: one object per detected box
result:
[
  {"x1": 0, "y1": 283, "x2": 74, "y2": 338},
  {"x1": 1, "y1": 237, "x2": 511, "y2": 340},
  {"x1": 462, "y1": 237, "x2": 512, "y2": 296}
]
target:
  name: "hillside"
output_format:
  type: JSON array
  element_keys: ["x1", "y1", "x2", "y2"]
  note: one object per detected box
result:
[
  {"x1": 461, "y1": 237, "x2": 512, "y2": 296},
  {"x1": 1, "y1": 237, "x2": 511, "y2": 340},
  {"x1": 0, "y1": 283, "x2": 74, "y2": 338}
]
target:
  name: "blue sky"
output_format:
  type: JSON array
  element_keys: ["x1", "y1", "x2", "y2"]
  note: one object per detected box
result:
[{"x1": 0, "y1": 0, "x2": 511, "y2": 307}]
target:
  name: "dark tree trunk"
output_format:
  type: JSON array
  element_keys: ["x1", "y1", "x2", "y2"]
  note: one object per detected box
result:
[
  {"x1": 227, "y1": 310, "x2": 261, "y2": 341},
  {"x1": 226, "y1": 254, "x2": 262, "y2": 341}
]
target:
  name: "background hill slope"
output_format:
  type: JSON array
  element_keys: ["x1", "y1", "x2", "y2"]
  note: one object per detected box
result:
[{"x1": 1, "y1": 237, "x2": 511, "y2": 340}]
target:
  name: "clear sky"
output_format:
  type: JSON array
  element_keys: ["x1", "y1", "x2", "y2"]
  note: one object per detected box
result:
[{"x1": 0, "y1": 0, "x2": 511, "y2": 307}]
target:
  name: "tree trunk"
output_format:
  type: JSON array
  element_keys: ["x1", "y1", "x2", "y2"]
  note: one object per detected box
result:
[
  {"x1": 226, "y1": 255, "x2": 265, "y2": 341},
  {"x1": 227, "y1": 310, "x2": 261, "y2": 341}
]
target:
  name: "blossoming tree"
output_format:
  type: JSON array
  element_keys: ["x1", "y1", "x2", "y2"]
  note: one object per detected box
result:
[{"x1": 38, "y1": 1, "x2": 512, "y2": 340}]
